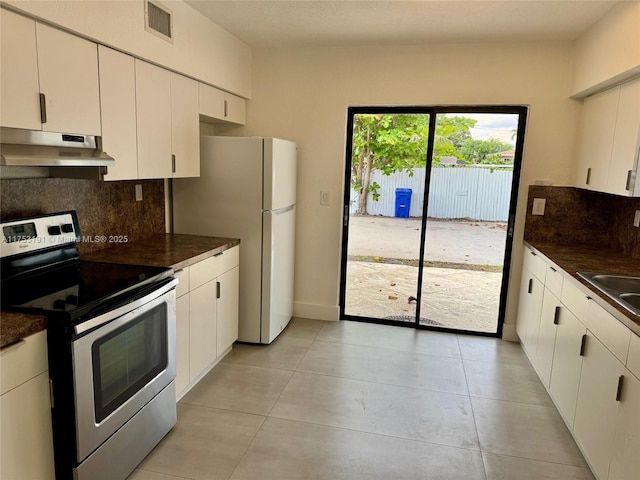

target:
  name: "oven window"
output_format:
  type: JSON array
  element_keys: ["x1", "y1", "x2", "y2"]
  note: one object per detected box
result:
[{"x1": 92, "y1": 303, "x2": 167, "y2": 423}]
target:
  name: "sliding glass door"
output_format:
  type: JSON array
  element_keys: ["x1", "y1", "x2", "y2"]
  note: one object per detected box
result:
[{"x1": 339, "y1": 106, "x2": 527, "y2": 336}]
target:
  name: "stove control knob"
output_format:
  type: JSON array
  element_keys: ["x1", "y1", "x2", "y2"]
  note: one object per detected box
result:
[
  {"x1": 66, "y1": 295, "x2": 78, "y2": 306},
  {"x1": 48, "y1": 225, "x2": 62, "y2": 235},
  {"x1": 61, "y1": 223, "x2": 74, "y2": 233},
  {"x1": 53, "y1": 299, "x2": 66, "y2": 310}
]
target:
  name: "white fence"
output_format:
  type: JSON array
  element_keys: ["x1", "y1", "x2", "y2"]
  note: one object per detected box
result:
[{"x1": 350, "y1": 167, "x2": 513, "y2": 221}]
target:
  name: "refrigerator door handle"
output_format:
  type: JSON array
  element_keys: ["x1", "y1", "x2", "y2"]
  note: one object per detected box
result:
[{"x1": 267, "y1": 205, "x2": 296, "y2": 215}]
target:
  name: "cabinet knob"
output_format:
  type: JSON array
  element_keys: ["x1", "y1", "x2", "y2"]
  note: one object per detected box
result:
[
  {"x1": 216, "y1": 281, "x2": 221, "y2": 299},
  {"x1": 585, "y1": 167, "x2": 591, "y2": 185},
  {"x1": 553, "y1": 306, "x2": 560, "y2": 325}
]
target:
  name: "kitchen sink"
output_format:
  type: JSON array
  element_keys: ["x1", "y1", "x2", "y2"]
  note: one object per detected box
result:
[
  {"x1": 586, "y1": 274, "x2": 640, "y2": 293},
  {"x1": 620, "y1": 293, "x2": 640, "y2": 311},
  {"x1": 577, "y1": 273, "x2": 640, "y2": 316}
]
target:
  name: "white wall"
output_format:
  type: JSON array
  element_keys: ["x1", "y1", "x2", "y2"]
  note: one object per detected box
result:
[
  {"x1": 2, "y1": 0, "x2": 252, "y2": 98},
  {"x1": 572, "y1": 1, "x2": 640, "y2": 97},
  {"x1": 239, "y1": 42, "x2": 580, "y2": 337}
]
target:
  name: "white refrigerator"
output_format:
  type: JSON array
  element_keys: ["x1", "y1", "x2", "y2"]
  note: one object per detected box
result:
[{"x1": 172, "y1": 136, "x2": 297, "y2": 344}]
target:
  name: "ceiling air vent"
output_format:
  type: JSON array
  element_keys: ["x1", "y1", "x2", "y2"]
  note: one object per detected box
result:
[{"x1": 145, "y1": 0, "x2": 173, "y2": 43}]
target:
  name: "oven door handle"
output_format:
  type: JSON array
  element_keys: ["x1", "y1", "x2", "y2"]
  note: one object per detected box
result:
[{"x1": 74, "y1": 278, "x2": 178, "y2": 335}]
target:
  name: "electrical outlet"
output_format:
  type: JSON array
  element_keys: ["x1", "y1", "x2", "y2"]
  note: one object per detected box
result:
[
  {"x1": 532, "y1": 198, "x2": 546, "y2": 216},
  {"x1": 634, "y1": 210, "x2": 640, "y2": 228},
  {"x1": 320, "y1": 191, "x2": 330, "y2": 206},
  {"x1": 135, "y1": 184, "x2": 143, "y2": 202}
]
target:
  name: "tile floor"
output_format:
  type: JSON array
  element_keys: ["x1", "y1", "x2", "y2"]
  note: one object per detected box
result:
[{"x1": 128, "y1": 319, "x2": 594, "y2": 480}]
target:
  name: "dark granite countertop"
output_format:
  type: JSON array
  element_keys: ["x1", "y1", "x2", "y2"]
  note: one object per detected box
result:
[
  {"x1": 524, "y1": 240, "x2": 640, "y2": 336},
  {"x1": 0, "y1": 234, "x2": 240, "y2": 349},
  {"x1": 0, "y1": 311, "x2": 48, "y2": 349},
  {"x1": 82, "y1": 234, "x2": 240, "y2": 270}
]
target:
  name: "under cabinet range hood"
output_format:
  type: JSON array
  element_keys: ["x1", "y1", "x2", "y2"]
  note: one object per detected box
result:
[{"x1": 0, "y1": 127, "x2": 114, "y2": 178}]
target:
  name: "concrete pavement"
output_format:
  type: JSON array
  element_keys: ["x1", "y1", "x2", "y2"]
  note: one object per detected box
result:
[{"x1": 347, "y1": 216, "x2": 507, "y2": 266}]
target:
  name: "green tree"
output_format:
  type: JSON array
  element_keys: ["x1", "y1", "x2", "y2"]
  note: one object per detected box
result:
[
  {"x1": 350, "y1": 114, "x2": 490, "y2": 214},
  {"x1": 351, "y1": 114, "x2": 430, "y2": 215},
  {"x1": 458, "y1": 137, "x2": 513, "y2": 164},
  {"x1": 432, "y1": 115, "x2": 476, "y2": 166}
]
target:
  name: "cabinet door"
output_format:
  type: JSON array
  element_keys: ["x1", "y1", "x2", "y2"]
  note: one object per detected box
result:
[
  {"x1": 199, "y1": 82, "x2": 225, "y2": 120},
  {"x1": 170, "y1": 73, "x2": 200, "y2": 178},
  {"x1": 36, "y1": 22, "x2": 101, "y2": 135},
  {"x1": 574, "y1": 86, "x2": 619, "y2": 191},
  {"x1": 0, "y1": 372, "x2": 55, "y2": 480},
  {"x1": 548, "y1": 307, "x2": 585, "y2": 427},
  {"x1": 175, "y1": 294, "x2": 190, "y2": 397},
  {"x1": 608, "y1": 78, "x2": 640, "y2": 196},
  {"x1": 517, "y1": 271, "x2": 544, "y2": 356},
  {"x1": 189, "y1": 280, "x2": 217, "y2": 382},
  {"x1": 223, "y1": 92, "x2": 246, "y2": 125},
  {"x1": 608, "y1": 370, "x2": 640, "y2": 480},
  {"x1": 0, "y1": 9, "x2": 41, "y2": 130},
  {"x1": 198, "y1": 83, "x2": 246, "y2": 125},
  {"x1": 573, "y1": 333, "x2": 625, "y2": 480},
  {"x1": 135, "y1": 60, "x2": 172, "y2": 179},
  {"x1": 99, "y1": 46, "x2": 138, "y2": 181},
  {"x1": 534, "y1": 288, "x2": 560, "y2": 387},
  {"x1": 217, "y1": 266, "x2": 239, "y2": 355}
]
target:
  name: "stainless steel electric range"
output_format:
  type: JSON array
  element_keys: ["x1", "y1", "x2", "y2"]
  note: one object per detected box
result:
[{"x1": 0, "y1": 211, "x2": 177, "y2": 480}]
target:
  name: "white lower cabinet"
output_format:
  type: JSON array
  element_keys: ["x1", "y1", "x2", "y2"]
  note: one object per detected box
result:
[
  {"x1": 548, "y1": 306, "x2": 585, "y2": 427},
  {"x1": 189, "y1": 278, "x2": 218, "y2": 382},
  {"x1": 517, "y1": 244, "x2": 639, "y2": 480},
  {"x1": 608, "y1": 370, "x2": 640, "y2": 480},
  {"x1": 573, "y1": 333, "x2": 626, "y2": 480},
  {"x1": 534, "y1": 288, "x2": 561, "y2": 387},
  {"x1": 174, "y1": 246, "x2": 239, "y2": 399},
  {"x1": 0, "y1": 331, "x2": 55, "y2": 480}
]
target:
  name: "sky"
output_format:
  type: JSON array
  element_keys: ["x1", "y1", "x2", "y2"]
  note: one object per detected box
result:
[{"x1": 445, "y1": 113, "x2": 519, "y2": 145}]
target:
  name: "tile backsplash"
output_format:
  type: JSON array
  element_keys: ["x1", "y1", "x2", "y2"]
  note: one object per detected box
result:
[
  {"x1": 0, "y1": 178, "x2": 165, "y2": 254},
  {"x1": 525, "y1": 186, "x2": 640, "y2": 258}
]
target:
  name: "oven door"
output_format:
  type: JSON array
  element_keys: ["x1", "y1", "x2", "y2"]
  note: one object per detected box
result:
[{"x1": 72, "y1": 279, "x2": 177, "y2": 462}]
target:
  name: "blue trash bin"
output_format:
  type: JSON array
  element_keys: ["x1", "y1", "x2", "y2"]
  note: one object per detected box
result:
[{"x1": 395, "y1": 188, "x2": 412, "y2": 218}]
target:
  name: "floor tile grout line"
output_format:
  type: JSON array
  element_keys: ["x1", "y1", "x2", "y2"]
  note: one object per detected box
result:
[
  {"x1": 221, "y1": 358, "x2": 299, "y2": 373},
  {"x1": 223, "y1": 413, "x2": 269, "y2": 480},
  {"x1": 481, "y1": 450, "x2": 596, "y2": 469},
  {"x1": 457, "y1": 334, "x2": 486, "y2": 479},
  {"x1": 265, "y1": 414, "x2": 483, "y2": 454},
  {"x1": 292, "y1": 366, "x2": 470, "y2": 399},
  {"x1": 309, "y1": 337, "x2": 463, "y2": 359},
  {"x1": 134, "y1": 467, "x2": 197, "y2": 480}
]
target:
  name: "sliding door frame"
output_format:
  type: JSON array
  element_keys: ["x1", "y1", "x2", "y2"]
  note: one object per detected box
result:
[{"x1": 339, "y1": 105, "x2": 528, "y2": 338}]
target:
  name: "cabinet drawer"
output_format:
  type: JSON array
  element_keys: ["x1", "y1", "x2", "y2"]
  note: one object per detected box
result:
[
  {"x1": 523, "y1": 247, "x2": 547, "y2": 283},
  {"x1": 0, "y1": 330, "x2": 48, "y2": 395},
  {"x1": 563, "y1": 279, "x2": 630, "y2": 363},
  {"x1": 627, "y1": 334, "x2": 640, "y2": 379},
  {"x1": 174, "y1": 267, "x2": 190, "y2": 298},
  {"x1": 545, "y1": 264, "x2": 564, "y2": 298},
  {"x1": 190, "y1": 246, "x2": 240, "y2": 290}
]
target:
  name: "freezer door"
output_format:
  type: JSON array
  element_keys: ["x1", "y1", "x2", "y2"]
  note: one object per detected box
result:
[
  {"x1": 263, "y1": 138, "x2": 297, "y2": 211},
  {"x1": 261, "y1": 205, "x2": 295, "y2": 343}
]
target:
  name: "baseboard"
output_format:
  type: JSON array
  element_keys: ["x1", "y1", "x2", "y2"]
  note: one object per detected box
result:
[
  {"x1": 293, "y1": 302, "x2": 339, "y2": 321},
  {"x1": 501, "y1": 322, "x2": 518, "y2": 342}
]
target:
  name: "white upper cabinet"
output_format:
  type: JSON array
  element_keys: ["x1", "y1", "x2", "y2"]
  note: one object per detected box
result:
[
  {"x1": 1, "y1": 10, "x2": 101, "y2": 135},
  {"x1": 135, "y1": 60, "x2": 173, "y2": 179},
  {"x1": 199, "y1": 82, "x2": 246, "y2": 125},
  {"x1": 574, "y1": 77, "x2": 640, "y2": 196},
  {"x1": 99, "y1": 46, "x2": 138, "y2": 181},
  {"x1": 608, "y1": 78, "x2": 640, "y2": 196},
  {"x1": 35, "y1": 22, "x2": 101, "y2": 135},
  {"x1": 574, "y1": 86, "x2": 619, "y2": 192},
  {"x1": 0, "y1": 9, "x2": 41, "y2": 130},
  {"x1": 170, "y1": 73, "x2": 200, "y2": 178}
]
